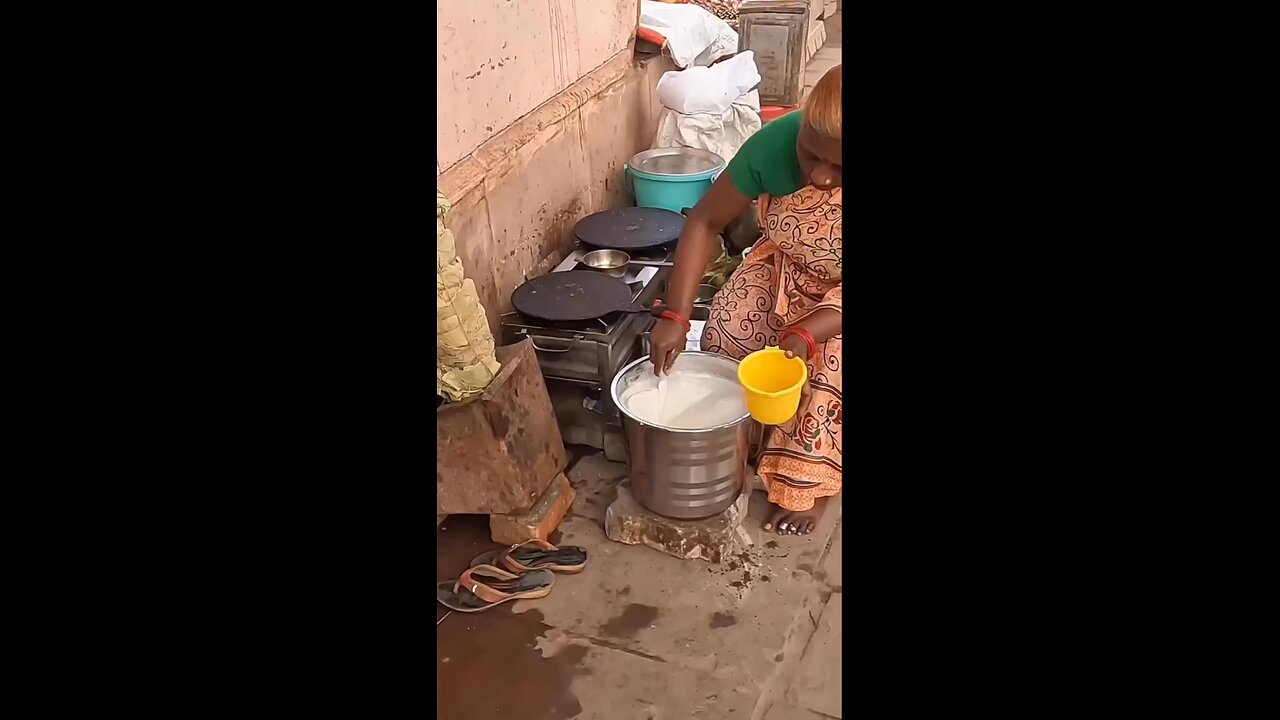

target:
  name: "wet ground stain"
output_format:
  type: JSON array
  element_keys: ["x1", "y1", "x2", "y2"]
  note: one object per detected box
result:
[
  {"x1": 437, "y1": 604, "x2": 586, "y2": 720},
  {"x1": 702, "y1": 547, "x2": 785, "y2": 592},
  {"x1": 710, "y1": 611, "x2": 736, "y2": 628},
  {"x1": 601, "y1": 603, "x2": 659, "y2": 638},
  {"x1": 435, "y1": 515, "x2": 586, "y2": 717},
  {"x1": 435, "y1": 515, "x2": 601, "y2": 718},
  {"x1": 562, "y1": 629, "x2": 668, "y2": 663},
  {"x1": 729, "y1": 568, "x2": 757, "y2": 589}
]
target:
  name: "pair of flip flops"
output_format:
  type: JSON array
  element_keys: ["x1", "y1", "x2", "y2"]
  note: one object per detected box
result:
[{"x1": 436, "y1": 540, "x2": 588, "y2": 613}]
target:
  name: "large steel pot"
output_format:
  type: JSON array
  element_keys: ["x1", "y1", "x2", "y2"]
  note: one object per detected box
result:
[{"x1": 610, "y1": 352, "x2": 750, "y2": 519}]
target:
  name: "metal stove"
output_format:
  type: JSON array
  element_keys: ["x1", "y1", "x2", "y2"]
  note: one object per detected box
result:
[{"x1": 501, "y1": 245, "x2": 672, "y2": 455}]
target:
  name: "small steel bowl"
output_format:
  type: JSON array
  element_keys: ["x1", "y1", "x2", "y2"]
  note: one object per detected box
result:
[{"x1": 581, "y1": 249, "x2": 630, "y2": 278}]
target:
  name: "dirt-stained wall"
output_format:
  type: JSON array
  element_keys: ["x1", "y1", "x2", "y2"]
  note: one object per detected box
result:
[
  {"x1": 437, "y1": 0, "x2": 639, "y2": 173},
  {"x1": 437, "y1": 0, "x2": 676, "y2": 335}
]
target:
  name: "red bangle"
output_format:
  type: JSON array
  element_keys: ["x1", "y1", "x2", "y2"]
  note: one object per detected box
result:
[
  {"x1": 780, "y1": 327, "x2": 817, "y2": 361},
  {"x1": 651, "y1": 302, "x2": 691, "y2": 332}
]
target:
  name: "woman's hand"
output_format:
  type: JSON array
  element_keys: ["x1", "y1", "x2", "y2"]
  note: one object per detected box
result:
[
  {"x1": 778, "y1": 333, "x2": 813, "y2": 393},
  {"x1": 649, "y1": 318, "x2": 688, "y2": 375},
  {"x1": 779, "y1": 333, "x2": 810, "y2": 361},
  {"x1": 778, "y1": 310, "x2": 840, "y2": 360}
]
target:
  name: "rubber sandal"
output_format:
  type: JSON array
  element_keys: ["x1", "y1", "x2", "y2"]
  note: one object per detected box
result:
[
  {"x1": 435, "y1": 564, "x2": 556, "y2": 613},
  {"x1": 469, "y1": 539, "x2": 589, "y2": 575}
]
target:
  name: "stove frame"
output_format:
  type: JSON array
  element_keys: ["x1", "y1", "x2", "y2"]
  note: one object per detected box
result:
[{"x1": 501, "y1": 246, "x2": 672, "y2": 430}]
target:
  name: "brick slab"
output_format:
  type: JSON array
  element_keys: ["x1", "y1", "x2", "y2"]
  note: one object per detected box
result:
[
  {"x1": 489, "y1": 473, "x2": 575, "y2": 545},
  {"x1": 604, "y1": 480, "x2": 749, "y2": 563}
]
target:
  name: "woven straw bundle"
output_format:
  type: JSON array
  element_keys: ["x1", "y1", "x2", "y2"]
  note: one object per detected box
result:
[{"x1": 437, "y1": 191, "x2": 500, "y2": 402}]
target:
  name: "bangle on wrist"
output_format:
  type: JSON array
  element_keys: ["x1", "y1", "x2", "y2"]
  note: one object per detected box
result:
[
  {"x1": 651, "y1": 302, "x2": 691, "y2": 332},
  {"x1": 780, "y1": 327, "x2": 818, "y2": 361}
]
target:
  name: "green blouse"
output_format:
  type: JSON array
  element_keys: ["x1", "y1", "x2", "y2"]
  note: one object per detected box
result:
[{"x1": 725, "y1": 110, "x2": 806, "y2": 198}]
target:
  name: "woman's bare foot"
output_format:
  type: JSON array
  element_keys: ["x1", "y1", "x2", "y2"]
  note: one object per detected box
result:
[{"x1": 763, "y1": 497, "x2": 829, "y2": 535}]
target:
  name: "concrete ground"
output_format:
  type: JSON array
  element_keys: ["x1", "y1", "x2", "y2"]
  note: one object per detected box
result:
[{"x1": 437, "y1": 451, "x2": 842, "y2": 720}]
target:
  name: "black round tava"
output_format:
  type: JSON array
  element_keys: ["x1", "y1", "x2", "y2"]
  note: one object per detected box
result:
[
  {"x1": 573, "y1": 207, "x2": 685, "y2": 250},
  {"x1": 511, "y1": 271, "x2": 649, "y2": 323}
]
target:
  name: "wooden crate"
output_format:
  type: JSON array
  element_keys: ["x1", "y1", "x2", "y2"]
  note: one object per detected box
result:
[
  {"x1": 738, "y1": 0, "x2": 810, "y2": 107},
  {"x1": 436, "y1": 339, "x2": 567, "y2": 515}
]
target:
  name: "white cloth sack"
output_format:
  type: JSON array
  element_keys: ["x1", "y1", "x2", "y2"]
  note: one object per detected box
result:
[
  {"x1": 653, "y1": 90, "x2": 761, "y2": 166},
  {"x1": 653, "y1": 51, "x2": 762, "y2": 165},
  {"x1": 656, "y1": 50, "x2": 762, "y2": 115},
  {"x1": 639, "y1": 0, "x2": 738, "y2": 68}
]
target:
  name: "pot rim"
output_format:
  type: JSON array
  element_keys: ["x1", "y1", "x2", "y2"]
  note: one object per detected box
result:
[
  {"x1": 627, "y1": 147, "x2": 726, "y2": 178},
  {"x1": 610, "y1": 352, "x2": 751, "y2": 433}
]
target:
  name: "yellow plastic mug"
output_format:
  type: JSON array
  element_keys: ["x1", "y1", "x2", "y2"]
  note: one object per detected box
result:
[{"x1": 737, "y1": 347, "x2": 807, "y2": 425}]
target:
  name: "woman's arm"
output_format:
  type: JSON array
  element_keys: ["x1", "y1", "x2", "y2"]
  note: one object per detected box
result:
[
  {"x1": 664, "y1": 175, "x2": 752, "y2": 318},
  {"x1": 790, "y1": 308, "x2": 842, "y2": 342},
  {"x1": 648, "y1": 175, "x2": 751, "y2": 374},
  {"x1": 780, "y1": 286, "x2": 842, "y2": 358},
  {"x1": 780, "y1": 309, "x2": 841, "y2": 358}
]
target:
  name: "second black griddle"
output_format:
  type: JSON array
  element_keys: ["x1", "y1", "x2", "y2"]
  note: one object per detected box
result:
[{"x1": 573, "y1": 207, "x2": 685, "y2": 250}]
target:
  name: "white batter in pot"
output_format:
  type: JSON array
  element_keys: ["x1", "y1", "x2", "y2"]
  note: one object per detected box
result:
[{"x1": 620, "y1": 368, "x2": 747, "y2": 430}]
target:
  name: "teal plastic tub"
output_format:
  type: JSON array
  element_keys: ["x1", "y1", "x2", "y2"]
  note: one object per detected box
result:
[{"x1": 625, "y1": 147, "x2": 726, "y2": 215}]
